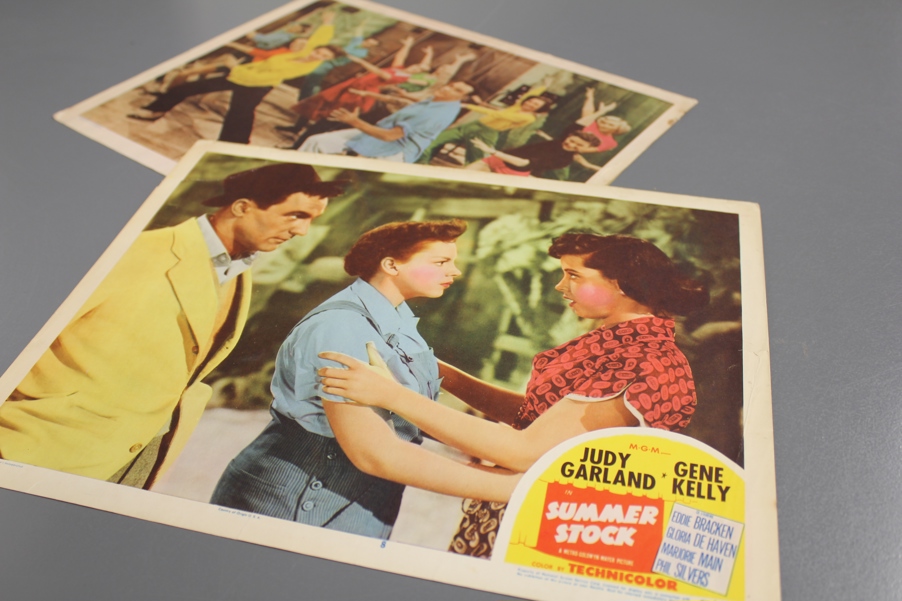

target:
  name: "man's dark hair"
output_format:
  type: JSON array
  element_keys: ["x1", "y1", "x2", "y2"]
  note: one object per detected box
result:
[
  {"x1": 565, "y1": 130, "x2": 601, "y2": 147},
  {"x1": 203, "y1": 163, "x2": 346, "y2": 208}
]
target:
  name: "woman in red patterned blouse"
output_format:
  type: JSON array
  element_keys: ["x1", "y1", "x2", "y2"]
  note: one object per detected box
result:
[{"x1": 319, "y1": 233, "x2": 708, "y2": 555}]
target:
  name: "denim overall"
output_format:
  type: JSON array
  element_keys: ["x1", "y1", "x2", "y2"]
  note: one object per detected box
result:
[{"x1": 211, "y1": 300, "x2": 441, "y2": 539}]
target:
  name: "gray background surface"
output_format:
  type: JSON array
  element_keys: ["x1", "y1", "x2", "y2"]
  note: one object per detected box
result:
[{"x1": 1, "y1": 0, "x2": 899, "y2": 599}]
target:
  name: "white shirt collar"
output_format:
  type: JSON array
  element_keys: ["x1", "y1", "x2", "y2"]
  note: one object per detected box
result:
[{"x1": 197, "y1": 215, "x2": 256, "y2": 284}]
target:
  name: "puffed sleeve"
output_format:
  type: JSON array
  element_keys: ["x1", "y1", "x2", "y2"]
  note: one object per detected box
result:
[
  {"x1": 280, "y1": 312, "x2": 376, "y2": 405},
  {"x1": 567, "y1": 342, "x2": 697, "y2": 432}
]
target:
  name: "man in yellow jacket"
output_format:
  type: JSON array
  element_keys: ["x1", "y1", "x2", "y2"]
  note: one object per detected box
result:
[{"x1": 0, "y1": 163, "x2": 344, "y2": 488}]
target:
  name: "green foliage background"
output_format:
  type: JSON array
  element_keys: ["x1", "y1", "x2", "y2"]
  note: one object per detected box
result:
[{"x1": 152, "y1": 153, "x2": 744, "y2": 465}]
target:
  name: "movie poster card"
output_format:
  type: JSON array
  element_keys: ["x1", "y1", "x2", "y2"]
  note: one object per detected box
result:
[
  {"x1": 0, "y1": 143, "x2": 777, "y2": 601},
  {"x1": 54, "y1": 0, "x2": 695, "y2": 185}
]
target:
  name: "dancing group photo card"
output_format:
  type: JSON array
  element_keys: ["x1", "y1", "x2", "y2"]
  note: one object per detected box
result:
[{"x1": 54, "y1": 0, "x2": 695, "y2": 184}]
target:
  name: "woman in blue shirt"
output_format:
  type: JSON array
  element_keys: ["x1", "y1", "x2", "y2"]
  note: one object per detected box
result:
[{"x1": 211, "y1": 219, "x2": 520, "y2": 538}]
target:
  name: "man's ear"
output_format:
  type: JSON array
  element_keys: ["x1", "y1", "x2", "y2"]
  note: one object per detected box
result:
[
  {"x1": 230, "y1": 198, "x2": 255, "y2": 217},
  {"x1": 380, "y1": 257, "x2": 399, "y2": 275}
]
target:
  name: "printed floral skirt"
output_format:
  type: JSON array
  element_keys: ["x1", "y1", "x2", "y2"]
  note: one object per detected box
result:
[{"x1": 448, "y1": 499, "x2": 508, "y2": 558}]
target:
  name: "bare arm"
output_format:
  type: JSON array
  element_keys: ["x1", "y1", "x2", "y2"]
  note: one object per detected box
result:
[
  {"x1": 430, "y1": 49, "x2": 476, "y2": 86},
  {"x1": 324, "y1": 401, "x2": 520, "y2": 501},
  {"x1": 328, "y1": 107, "x2": 405, "y2": 141},
  {"x1": 577, "y1": 93, "x2": 618, "y2": 127},
  {"x1": 416, "y1": 45, "x2": 435, "y2": 72},
  {"x1": 348, "y1": 88, "x2": 415, "y2": 107},
  {"x1": 581, "y1": 87, "x2": 597, "y2": 120},
  {"x1": 471, "y1": 138, "x2": 530, "y2": 168},
  {"x1": 438, "y1": 359, "x2": 524, "y2": 424},
  {"x1": 466, "y1": 94, "x2": 493, "y2": 109},
  {"x1": 391, "y1": 35, "x2": 416, "y2": 68},
  {"x1": 573, "y1": 153, "x2": 602, "y2": 171},
  {"x1": 346, "y1": 55, "x2": 394, "y2": 80},
  {"x1": 225, "y1": 41, "x2": 257, "y2": 56},
  {"x1": 320, "y1": 352, "x2": 638, "y2": 473}
]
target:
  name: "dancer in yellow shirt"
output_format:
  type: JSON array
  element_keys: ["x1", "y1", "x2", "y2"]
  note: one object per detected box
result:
[{"x1": 129, "y1": 13, "x2": 340, "y2": 143}]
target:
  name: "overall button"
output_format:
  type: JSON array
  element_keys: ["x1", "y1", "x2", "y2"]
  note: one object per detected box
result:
[
  {"x1": 128, "y1": 443, "x2": 143, "y2": 453},
  {"x1": 310, "y1": 480, "x2": 323, "y2": 490},
  {"x1": 301, "y1": 501, "x2": 315, "y2": 512}
]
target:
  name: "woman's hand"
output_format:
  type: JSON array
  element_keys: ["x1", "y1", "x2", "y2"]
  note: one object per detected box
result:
[{"x1": 318, "y1": 350, "x2": 405, "y2": 410}]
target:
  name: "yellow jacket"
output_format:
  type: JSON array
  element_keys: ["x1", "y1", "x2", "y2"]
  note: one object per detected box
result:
[{"x1": 0, "y1": 219, "x2": 251, "y2": 483}]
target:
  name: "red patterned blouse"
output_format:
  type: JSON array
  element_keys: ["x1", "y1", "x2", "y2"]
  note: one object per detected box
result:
[{"x1": 512, "y1": 316, "x2": 696, "y2": 432}]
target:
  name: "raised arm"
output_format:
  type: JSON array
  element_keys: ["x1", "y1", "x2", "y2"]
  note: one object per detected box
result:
[
  {"x1": 415, "y1": 45, "x2": 435, "y2": 72},
  {"x1": 225, "y1": 41, "x2": 258, "y2": 56},
  {"x1": 461, "y1": 102, "x2": 500, "y2": 115},
  {"x1": 391, "y1": 35, "x2": 416, "y2": 68},
  {"x1": 431, "y1": 50, "x2": 476, "y2": 86},
  {"x1": 319, "y1": 352, "x2": 638, "y2": 473},
  {"x1": 581, "y1": 87, "x2": 597, "y2": 120},
  {"x1": 438, "y1": 359, "x2": 524, "y2": 424},
  {"x1": 324, "y1": 400, "x2": 520, "y2": 501},
  {"x1": 577, "y1": 88, "x2": 618, "y2": 126},
  {"x1": 346, "y1": 54, "x2": 394, "y2": 80},
  {"x1": 348, "y1": 88, "x2": 415, "y2": 107}
]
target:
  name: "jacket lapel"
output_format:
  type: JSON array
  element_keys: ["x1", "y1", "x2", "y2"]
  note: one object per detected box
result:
[
  {"x1": 165, "y1": 220, "x2": 218, "y2": 351},
  {"x1": 199, "y1": 272, "x2": 252, "y2": 376}
]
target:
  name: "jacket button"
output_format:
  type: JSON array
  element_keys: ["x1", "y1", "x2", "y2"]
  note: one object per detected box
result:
[
  {"x1": 129, "y1": 443, "x2": 143, "y2": 453},
  {"x1": 326, "y1": 453, "x2": 336, "y2": 460},
  {"x1": 310, "y1": 480, "x2": 323, "y2": 490},
  {"x1": 191, "y1": 346, "x2": 199, "y2": 354},
  {"x1": 301, "y1": 501, "x2": 315, "y2": 511}
]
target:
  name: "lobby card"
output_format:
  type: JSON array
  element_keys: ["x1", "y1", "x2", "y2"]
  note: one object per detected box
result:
[
  {"x1": 54, "y1": 0, "x2": 695, "y2": 185},
  {"x1": 0, "y1": 143, "x2": 775, "y2": 601}
]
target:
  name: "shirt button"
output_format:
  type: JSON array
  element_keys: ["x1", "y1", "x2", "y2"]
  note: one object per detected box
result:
[
  {"x1": 128, "y1": 443, "x2": 143, "y2": 453},
  {"x1": 301, "y1": 501, "x2": 315, "y2": 512},
  {"x1": 310, "y1": 480, "x2": 323, "y2": 490}
]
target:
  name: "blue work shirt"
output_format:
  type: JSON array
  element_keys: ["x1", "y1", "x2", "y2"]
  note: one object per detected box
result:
[
  {"x1": 346, "y1": 99, "x2": 462, "y2": 162},
  {"x1": 251, "y1": 31, "x2": 300, "y2": 50},
  {"x1": 270, "y1": 278, "x2": 441, "y2": 440}
]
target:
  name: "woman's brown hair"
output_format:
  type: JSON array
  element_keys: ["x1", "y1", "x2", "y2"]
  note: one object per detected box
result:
[
  {"x1": 345, "y1": 219, "x2": 467, "y2": 280},
  {"x1": 549, "y1": 233, "x2": 709, "y2": 316}
]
